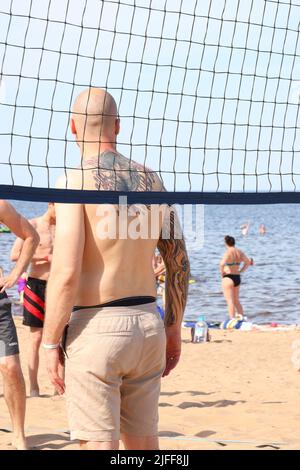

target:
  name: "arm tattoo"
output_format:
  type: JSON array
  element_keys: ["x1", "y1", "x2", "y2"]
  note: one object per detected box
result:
[
  {"x1": 84, "y1": 151, "x2": 188, "y2": 325},
  {"x1": 157, "y1": 209, "x2": 190, "y2": 327}
]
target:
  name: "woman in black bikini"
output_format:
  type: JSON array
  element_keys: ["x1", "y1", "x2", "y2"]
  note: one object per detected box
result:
[{"x1": 220, "y1": 235, "x2": 251, "y2": 319}]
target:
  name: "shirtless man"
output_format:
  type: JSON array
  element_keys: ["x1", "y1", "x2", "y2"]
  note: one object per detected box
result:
[
  {"x1": 11, "y1": 203, "x2": 56, "y2": 396},
  {"x1": 43, "y1": 88, "x2": 190, "y2": 451},
  {"x1": 0, "y1": 200, "x2": 39, "y2": 450}
]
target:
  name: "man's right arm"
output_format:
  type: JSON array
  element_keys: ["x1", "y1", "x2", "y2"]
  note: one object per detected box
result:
[
  {"x1": 0, "y1": 201, "x2": 39, "y2": 291},
  {"x1": 11, "y1": 219, "x2": 37, "y2": 262}
]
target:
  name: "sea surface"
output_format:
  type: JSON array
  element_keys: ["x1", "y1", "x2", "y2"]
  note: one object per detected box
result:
[{"x1": 1, "y1": 201, "x2": 299, "y2": 324}]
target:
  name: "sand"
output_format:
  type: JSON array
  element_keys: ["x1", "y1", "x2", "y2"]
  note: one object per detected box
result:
[{"x1": 1, "y1": 318, "x2": 300, "y2": 450}]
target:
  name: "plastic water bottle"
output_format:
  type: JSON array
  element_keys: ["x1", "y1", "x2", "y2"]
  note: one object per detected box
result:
[
  {"x1": 156, "y1": 304, "x2": 165, "y2": 321},
  {"x1": 192, "y1": 315, "x2": 209, "y2": 343}
]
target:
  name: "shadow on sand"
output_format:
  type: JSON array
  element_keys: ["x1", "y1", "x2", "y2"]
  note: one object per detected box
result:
[{"x1": 28, "y1": 433, "x2": 78, "y2": 451}]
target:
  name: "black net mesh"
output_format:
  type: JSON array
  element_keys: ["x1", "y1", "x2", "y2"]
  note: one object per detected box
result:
[{"x1": 0, "y1": 0, "x2": 300, "y2": 204}]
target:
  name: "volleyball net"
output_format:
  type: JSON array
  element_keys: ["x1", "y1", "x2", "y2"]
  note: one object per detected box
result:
[{"x1": 1, "y1": 0, "x2": 300, "y2": 204}]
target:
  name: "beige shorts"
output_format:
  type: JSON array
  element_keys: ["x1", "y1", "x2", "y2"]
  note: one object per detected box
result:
[{"x1": 65, "y1": 302, "x2": 166, "y2": 442}]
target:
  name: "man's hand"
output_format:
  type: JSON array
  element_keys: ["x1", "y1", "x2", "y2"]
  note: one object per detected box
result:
[
  {"x1": 163, "y1": 325, "x2": 181, "y2": 377},
  {"x1": 0, "y1": 269, "x2": 19, "y2": 292},
  {"x1": 45, "y1": 348, "x2": 65, "y2": 395}
]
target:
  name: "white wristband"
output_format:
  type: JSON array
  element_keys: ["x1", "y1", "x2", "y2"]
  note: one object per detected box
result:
[{"x1": 42, "y1": 343, "x2": 60, "y2": 350}]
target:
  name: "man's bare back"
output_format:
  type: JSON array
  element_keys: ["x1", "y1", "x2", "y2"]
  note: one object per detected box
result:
[{"x1": 59, "y1": 150, "x2": 165, "y2": 307}]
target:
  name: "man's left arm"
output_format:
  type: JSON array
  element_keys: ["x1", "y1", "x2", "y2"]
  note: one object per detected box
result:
[{"x1": 43, "y1": 202, "x2": 85, "y2": 394}]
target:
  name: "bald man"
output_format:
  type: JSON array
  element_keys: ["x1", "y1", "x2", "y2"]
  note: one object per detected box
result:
[
  {"x1": 43, "y1": 88, "x2": 190, "y2": 450},
  {"x1": 0, "y1": 200, "x2": 39, "y2": 450}
]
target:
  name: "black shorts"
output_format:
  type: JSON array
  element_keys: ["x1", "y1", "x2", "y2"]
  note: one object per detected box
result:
[
  {"x1": 0, "y1": 292, "x2": 19, "y2": 357},
  {"x1": 23, "y1": 277, "x2": 47, "y2": 328}
]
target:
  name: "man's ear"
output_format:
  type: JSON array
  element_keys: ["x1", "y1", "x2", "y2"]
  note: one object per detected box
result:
[
  {"x1": 115, "y1": 118, "x2": 120, "y2": 136},
  {"x1": 70, "y1": 118, "x2": 77, "y2": 136}
]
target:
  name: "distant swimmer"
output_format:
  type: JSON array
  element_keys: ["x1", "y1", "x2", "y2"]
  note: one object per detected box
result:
[
  {"x1": 259, "y1": 224, "x2": 267, "y2": 235},
  {"x1": 240, "y1": 221, "x2": 250, "y2": 236},
  {"x1": 220, "y1": 235, "x2": 252, "y2": 320}
]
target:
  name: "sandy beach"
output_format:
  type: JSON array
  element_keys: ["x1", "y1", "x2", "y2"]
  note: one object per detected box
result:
[{"x1": 1, "y1": 317, "x2": 300, "y2": 451}]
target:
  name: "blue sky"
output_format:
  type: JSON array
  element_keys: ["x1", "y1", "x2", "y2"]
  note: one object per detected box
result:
[{"x1": 0, "y1": 0, "x2": 300, "y2": 193}]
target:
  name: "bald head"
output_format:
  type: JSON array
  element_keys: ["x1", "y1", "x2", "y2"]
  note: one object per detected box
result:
[{"x1": 71, "y1": 88, "x2": 119, "y2": 145}]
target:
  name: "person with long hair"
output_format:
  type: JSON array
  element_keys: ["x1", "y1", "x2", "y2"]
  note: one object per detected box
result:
[{"x1": 220, "y1": 235, "x2": 251, "y2": 319}]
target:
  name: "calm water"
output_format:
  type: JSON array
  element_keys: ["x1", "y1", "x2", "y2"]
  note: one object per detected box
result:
[
  {"x1": 185, "y1": 204, "x2": 300, "y2": 324},
  {"x1": 1, "y1": 201, "x2": 300, "y2": 324}
]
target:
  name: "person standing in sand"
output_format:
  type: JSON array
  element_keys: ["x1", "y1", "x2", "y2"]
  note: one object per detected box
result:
[
  {"x1": 0, "y1": 200, "x2": 39, "y2": 450},
  {"x1": 43, "y1": 88, "x2": 190, "y2": 451},
  {"x1": 11, "y1": 203, "x2": 56, "y2": 397},
  {"x1": 220, "y1": 235, "x2": 251, "y2": 320}
]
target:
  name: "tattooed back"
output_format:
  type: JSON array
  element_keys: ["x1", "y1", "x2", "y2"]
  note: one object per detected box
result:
[{"x1": 57, "y1": 150, "x2": 166, "y2": 307}]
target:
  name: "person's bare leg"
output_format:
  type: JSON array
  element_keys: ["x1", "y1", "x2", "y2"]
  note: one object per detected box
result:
[
  {"x1": 28, "y1": 327, "x2": 42, "y2": 396},
  {"x1": 0, "y1": 355, "x2": 27, "y2": 450},
  {"x1": 222, "y1": 278, "x2": 235, "y2": 319},
  {"x1": 122, "y1": 434, "x2": 159, "y2": 450},
  {"x1": 80, "y1": 440, "x2": 119, "y2": 450},
  {"x1": 233, "y1": 286, "x2": 244, "y2": 316}
]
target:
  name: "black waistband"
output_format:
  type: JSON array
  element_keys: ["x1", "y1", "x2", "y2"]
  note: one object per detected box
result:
[
  {"x1": 73, "y1": 296, "x2": 156, "y2": 311},
  {"x1": 28, "y1": 277, "x2": 47, "y2": 285},
  {"x1": 223, "y1": 274, "x2": 241, "y2": 278}
]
